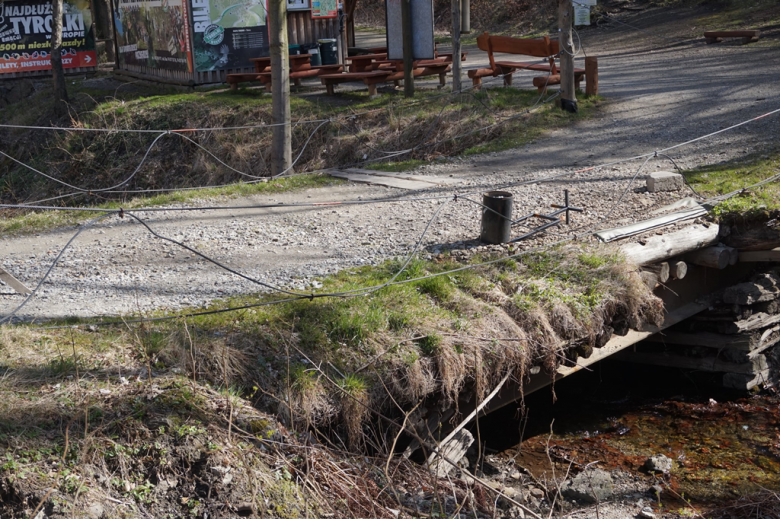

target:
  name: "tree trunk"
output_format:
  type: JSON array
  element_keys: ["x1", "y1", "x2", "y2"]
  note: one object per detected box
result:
[
  {"x1": 51, "y1": 0, "x2": 69, "y2": 116},
  {"x1": 269, "y1": 0, "x2": 291, "y2": 176},
  {"x1": 557, "y1": 0, "x2": 576, "y2": 112}
]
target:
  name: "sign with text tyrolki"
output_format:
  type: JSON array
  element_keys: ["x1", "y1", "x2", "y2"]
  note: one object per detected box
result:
[
  {"x1": 0, "y1": 0, "x2": 96, "y2": 74},
  {"x1": 190, "y1": 0, "x2": 268, "y2": 72}
]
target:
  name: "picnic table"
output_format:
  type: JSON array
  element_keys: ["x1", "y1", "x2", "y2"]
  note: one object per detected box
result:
[
  {"x1": 226, "y1": 54, "x2": 342, "y2": 90},
  {"x1": 345, "y1": 53, "x2": 388, "y2": 72},
  {"x1": 319, "y1": 56, "x2": 451, "y2": 95}
]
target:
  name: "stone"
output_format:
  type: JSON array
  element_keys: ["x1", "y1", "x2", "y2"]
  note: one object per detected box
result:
[
  {"x1": 646, "y1": 171, "x2": 684, "y2": 192},
  {"x1": 644, "y1": 454, "x2": 673, "y2": 474},
  {"x1": 85, "y1": 502, "x2": 105, "y2": 519},
  {"x1": 639, "y1": 507, "x2": 656, "y2": 518},
  {"x1": 560, "y1": 468, "x2": 614, "y2": 504}
]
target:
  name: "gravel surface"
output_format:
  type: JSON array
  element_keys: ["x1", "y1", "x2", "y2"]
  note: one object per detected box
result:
[{"x1": 2, "y1": 4, "x2": 780, "y2": 322}]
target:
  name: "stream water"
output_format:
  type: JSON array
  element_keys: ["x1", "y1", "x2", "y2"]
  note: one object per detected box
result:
[{"x1": 478, "y1": 360, "x2": 780, "y2": 505}]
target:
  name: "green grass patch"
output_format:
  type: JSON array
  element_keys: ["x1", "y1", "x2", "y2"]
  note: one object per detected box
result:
[{"x1": 683, "y1": 150, "x2": 780, "y2": 219}]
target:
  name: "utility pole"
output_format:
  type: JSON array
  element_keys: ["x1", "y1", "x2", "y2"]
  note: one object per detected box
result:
[
  {"x1": 451, "y1": 0, "x2": 461, "y2": 92},
  {"x1": 557, "y1": 0, "x2": 577, "y2": 112},
  {"x1": 401, "y1": 0, "x2": 414, "y2": 97},
  {"x1": 51, "y1": 0, "x2": 69, "y2": 116},
  {"x1": 269, "y1": 0, "x2": 292, "y2": 175}
]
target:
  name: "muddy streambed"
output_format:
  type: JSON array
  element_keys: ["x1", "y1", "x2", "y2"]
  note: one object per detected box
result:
[{"x1": 477, "y1": 360, "x2": 780, "y2": 507}]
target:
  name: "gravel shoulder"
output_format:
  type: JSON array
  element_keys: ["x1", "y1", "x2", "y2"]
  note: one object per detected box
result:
[{"x1": 2, "y1": 4, "x2": 780, "y2": 322}]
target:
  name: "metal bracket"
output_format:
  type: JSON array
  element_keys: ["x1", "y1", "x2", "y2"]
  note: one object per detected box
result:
[{"x1": 509, "y1": 190, "x2": 583, "y2": 243}]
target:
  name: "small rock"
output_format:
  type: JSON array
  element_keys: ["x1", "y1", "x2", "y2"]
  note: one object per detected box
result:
[
  {"x1": 561, "y1": 468, "x2": 614, "y2": 504},
  {"x1": 85, "y1": 501, "x2": 104, "y2": 519},
  {"x1": 638, "y1": 506, "x2": 656, "y2": 518},
  {"x1": 644, "y1": 454, "x2": 672, "y2": 474},
  {"x1": 510, "y1": 470, "x2": 522, "y2": 480},
  {"x1": 646, "y1": 171, "x2": 684, "y2": 193},
  {"x1": 529, "y1": 487, "x2": 545, "y2": 499}
]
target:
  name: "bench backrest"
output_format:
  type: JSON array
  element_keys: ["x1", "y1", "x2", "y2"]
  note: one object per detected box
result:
[{"x1": 476, "y1": 32, "x2": 557, "y2": 72}]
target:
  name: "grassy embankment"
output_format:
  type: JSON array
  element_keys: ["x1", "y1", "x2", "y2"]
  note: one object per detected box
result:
[{"x1": 0, "y1": 244, "x2": 662, "y2": 516}]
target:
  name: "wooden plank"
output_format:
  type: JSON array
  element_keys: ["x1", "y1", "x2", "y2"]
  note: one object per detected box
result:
[
  {"x1": 329, "y1": 171, "x2": 444, "y2": 190},
  {"x1": 739, "y1": 249, "x2": 780, "y2": 262},
  {"x1": 617, "y1": 350, "x2": 768, "y2": 374},
  {"x1": 646, "y1": 330, "x2": 756, "y2": 350},
  {"x1": 341, "y1": 168, "x2": 462, "y2": 185},
  {"x1": 722, "y1": 312, "x2": 780, "y2": 334},
  {"x1": 0, "y1": 267, "x2": 32, "y2": 295},
  {"x1": 489, "y1": 34, "x2": 552, "y2": 58}
]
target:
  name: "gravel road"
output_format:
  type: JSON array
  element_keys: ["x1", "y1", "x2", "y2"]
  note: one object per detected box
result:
[{"x1": 2, "y1": 4, "x2": 779, "y2": 322}]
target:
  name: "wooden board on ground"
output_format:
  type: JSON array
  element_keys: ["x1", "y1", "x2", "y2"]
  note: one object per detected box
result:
[
  {"x1": 331, "y1": 169, "x2": 461, "y2": 190},
  {"x1": 343, "y1": 168, "x2": 462, "y2": 185},
  {"x1": 0, "y1": 267, "x2": 32, "y2": 295},
  {"x1": 739, "y1": 249, "x2": 780, "y2": 262},
  {"x1": 616, "y1": 350, "x2": 768, "y2": 374}
]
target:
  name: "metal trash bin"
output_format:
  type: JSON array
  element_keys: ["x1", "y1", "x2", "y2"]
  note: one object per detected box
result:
[
  {"x1": 318, "y1": 38, "x2": 338, "y2": 65},
  {"x1": 480, "y1": 191, "x2": 513, "y2": 244},
  {"x1": 305, "y1": 44, "x2": 321, "y2": 66}
]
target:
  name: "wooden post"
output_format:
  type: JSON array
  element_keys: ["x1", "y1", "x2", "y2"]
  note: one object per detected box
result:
[
  {"x1": 51, "y1": 0, "x2": 69, "y2": 115},
  {"x1": 402, "y1": 0, "x2": 414, "y2": 97},
  {"x1": 269, "y1": 0, "x2": 292, "y2": 175},
  {"x1": 557, "y1": 0, "x2": 576, "y2": 112},
  {"x1": 451, "y1": 0, "x2": 461, "y2": 92},
  {"x1": 585, "y1": 56, "x2": 598, "y2": 96}
]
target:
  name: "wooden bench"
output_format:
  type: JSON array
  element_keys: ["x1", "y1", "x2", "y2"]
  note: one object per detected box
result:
[
  {"x1": 704, "y1": 30, "x2": 760, "y2": 44},
  {"x1": 468, "y1": 32, "x2": 584, "y2": 90}
]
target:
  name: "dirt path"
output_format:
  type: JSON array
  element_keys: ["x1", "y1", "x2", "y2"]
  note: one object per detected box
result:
[{"x1": 2, "y1": 4, "x2": 779, "y2": 322}]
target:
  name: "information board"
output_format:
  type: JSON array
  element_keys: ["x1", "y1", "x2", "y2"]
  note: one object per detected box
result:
[
  {"x1": 311, "y1": 0, "x2": 336, "y2": 19},
  {"x1": 0, "y1": 0, "x2": 96, "y2": 75},
  {"x1": 114, "y1": 0, "x2": 193, "y2": 72},
  {"x1": 574, "y1": 5, "x2": 590, "y2": 26},
  {"x1": 190, "y1": 0, "x2": 268, "y2": 71}
]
